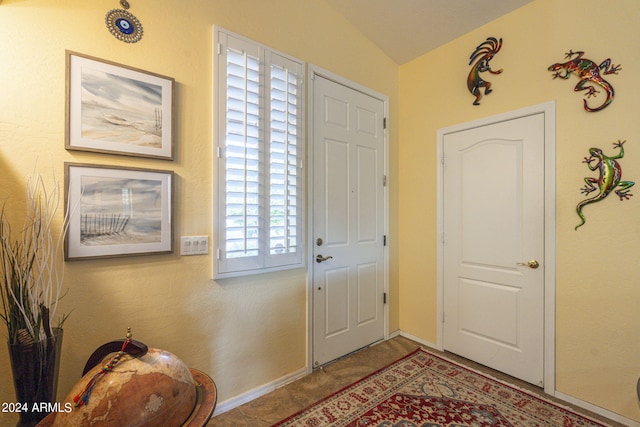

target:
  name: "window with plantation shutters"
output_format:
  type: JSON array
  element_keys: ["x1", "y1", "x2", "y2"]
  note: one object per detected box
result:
[{"x1": 214, "y1": 28, "x2": 305, "y2": 278}]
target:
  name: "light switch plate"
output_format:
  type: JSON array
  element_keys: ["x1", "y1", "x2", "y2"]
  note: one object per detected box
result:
[{"x1": 180, "y1": 236, "x2": 209, "y2": 255}]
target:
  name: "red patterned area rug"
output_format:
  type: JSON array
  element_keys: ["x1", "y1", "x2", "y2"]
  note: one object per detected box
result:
[{"x1": 272, "y1": 348, "x2": 611, "y2": 427}]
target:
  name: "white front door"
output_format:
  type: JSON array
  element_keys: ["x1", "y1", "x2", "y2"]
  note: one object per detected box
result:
[
  {"x1": 312, "y1": 74, "x2": 386, "y2": 366},
  {"x1": 442, "y1": 112, "x2": 545, "y2": 386}
]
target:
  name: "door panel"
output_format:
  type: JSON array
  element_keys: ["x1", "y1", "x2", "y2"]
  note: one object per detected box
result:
[
  {"x1": 357, "y1": 262, "x2": 378, "y2": 324},
  {"x1": 325, "y1": 267, "x2": 349, "y2": 337},
  {"x1": 443, "y1": 113, "x2": 545, "y2": 386},
  {"x1": 357, "y1": 146, "x2": 378, "y2": 242},
  {"x1": 460, "y1": 279, "x2": 519, "y2": 347},
  {"x1": 325, "y1": 140, "x2": 349, "y2": 244},
  {"x1": 312, "y1": 75, "x2": 385, "y2": 366}
]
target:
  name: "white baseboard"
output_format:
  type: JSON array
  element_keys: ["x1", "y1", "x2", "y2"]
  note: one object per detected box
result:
[
  {"x1": 398, "y1": 330, "x2": 439, "y2": 350},
  {"x1": 554, "y1": 391, "x2": 640, "y2": 427},
  {"x1": 213, "y1": 366, "x2": 309, "y2": 416}
]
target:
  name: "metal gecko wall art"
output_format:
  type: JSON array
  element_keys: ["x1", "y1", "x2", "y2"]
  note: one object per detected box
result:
[
  {"x1": 467, "y1": 37, "x2": 503, "y2": 106},
  {"x1": 548, "y1": 50, "x2": 621, "y2": 112},
  {"x1": 575, "y1": 140, "x2": 634, "y2": 230}
]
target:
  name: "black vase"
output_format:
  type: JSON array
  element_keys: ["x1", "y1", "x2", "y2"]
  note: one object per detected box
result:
[{"x1": 8, "y1": 328, "x2": 63, "y2": 427}]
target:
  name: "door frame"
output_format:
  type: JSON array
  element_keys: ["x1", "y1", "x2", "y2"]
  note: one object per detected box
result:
[
  {"x1": 306, "y1": 65, "x2": 390, "y2": 370},
  {"x1": 436, "y1": 101, "x2": 556, "y2": 395}
]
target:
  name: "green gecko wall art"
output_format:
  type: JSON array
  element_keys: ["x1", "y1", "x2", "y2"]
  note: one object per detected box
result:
[{"x1": 575, "y1": 140, "x2": 634, "y2": 230}]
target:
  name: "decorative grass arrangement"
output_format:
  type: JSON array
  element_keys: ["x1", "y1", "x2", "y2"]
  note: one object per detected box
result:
[{"x1": 0, "y1": 172, "x2": 70, "y2": 345}]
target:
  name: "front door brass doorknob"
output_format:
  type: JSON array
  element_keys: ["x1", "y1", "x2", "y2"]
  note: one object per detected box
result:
[{"x1": 316, "y1": 254, "x2": 333, "y2": 263}]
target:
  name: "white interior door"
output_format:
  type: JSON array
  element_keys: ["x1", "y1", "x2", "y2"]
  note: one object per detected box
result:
[
  {"x1": 442, "y1": 112, "x2": 545, "y2": 386},
  {"x1": 312, "y1": 75, "x2": 385, "y2": 366}
]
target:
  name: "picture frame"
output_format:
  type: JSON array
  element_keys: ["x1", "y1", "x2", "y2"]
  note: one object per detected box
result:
[
  {"x1": 65, "y1": 163, "x2": 174, "y2": 260},
  {"x1": 65, "y1": 51, "x2": 175, "y2": 160}
]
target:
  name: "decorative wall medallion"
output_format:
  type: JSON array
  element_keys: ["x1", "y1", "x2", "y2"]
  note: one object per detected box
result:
[
  {"x1": 105, "y1": 1, "x2": 143, "y2": 43},
  {"x1": 548, "y1": 50, "x2": 621, "y2": 112},
  {"x1": 467, "y1": 37, "x2": 503, "y2": 106}
]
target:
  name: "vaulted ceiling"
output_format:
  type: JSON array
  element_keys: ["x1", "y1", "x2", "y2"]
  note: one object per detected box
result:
[{"x1": 324, "y1": 0, "x2": 533, "y2": 64}]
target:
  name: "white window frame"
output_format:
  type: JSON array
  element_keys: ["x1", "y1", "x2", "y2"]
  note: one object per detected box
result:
[{"x1": 213, "y1": 27, "x2": 305, "y2": 279}]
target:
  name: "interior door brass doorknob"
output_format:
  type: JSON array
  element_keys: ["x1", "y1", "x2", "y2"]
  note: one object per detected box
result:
[{"x1": 517, "y1": 259, "x2": 539, "y2": 269}]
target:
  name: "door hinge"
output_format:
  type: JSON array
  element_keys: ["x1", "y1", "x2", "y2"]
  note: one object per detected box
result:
[
  {"x1": 440, "y1": 155, "x2": 445, "y2": 166},
  {"x1": 383, "y1": 117, "x2": 387, "y2": 129},
  {"x1": 383, "y1": 175, "x2": 387, "y2": 187},
  {"x1": 383, "y1": 235, "x2": 387, "y2": 246},
  {"x1": 383, "y1": 292, "x2": 387, "y2": 304}
]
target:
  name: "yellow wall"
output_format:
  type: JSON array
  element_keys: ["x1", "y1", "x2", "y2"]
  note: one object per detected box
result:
[
  {"x1": 3, "y1": 0, "x2": 640, "y2": 424},
  {"x1": 0, "y1": 0, "x2": 399, "y2": 424},
  {"x1": 399, "y1": 0, "x2": 640, "y2": 421}
]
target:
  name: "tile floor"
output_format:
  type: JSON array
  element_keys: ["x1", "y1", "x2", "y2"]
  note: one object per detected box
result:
[{"x1": 207, "y1": 336, "x2": 624, "y2": 426}]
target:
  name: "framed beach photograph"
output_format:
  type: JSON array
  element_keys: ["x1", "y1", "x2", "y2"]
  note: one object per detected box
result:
[
  {"x1": 65, "y1": 163, "x2": 174, "y2": 260},
  {"x1": 65, "y1": 51, "x2": 175, "y2": 160}
]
